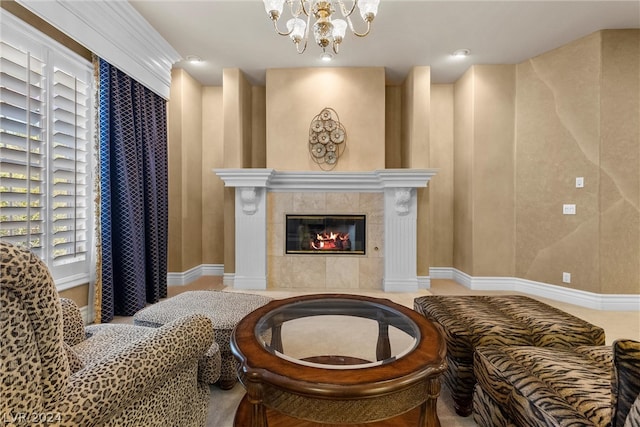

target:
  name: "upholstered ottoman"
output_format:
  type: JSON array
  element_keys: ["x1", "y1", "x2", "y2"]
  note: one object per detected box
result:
[
  {"x1": 133, "y1": 290, "x2": 272, "y2": 389},
  {"x1": 413, "y1": 295, "x2": 606, "y2": 416},
  {"x1": 473, "y1": 344, "x2": 613, "y2": 426}
]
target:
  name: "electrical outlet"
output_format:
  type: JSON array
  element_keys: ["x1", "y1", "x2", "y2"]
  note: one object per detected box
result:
[
  {"x1": 576, "y1": 177, "x2": 584, "y2": 188},
  {"x1": 563, "y1": 204, "x2": 576, "y2": 215},
  {"x1": 562, "y1": 272, "x2": 571, "y2": 283}
]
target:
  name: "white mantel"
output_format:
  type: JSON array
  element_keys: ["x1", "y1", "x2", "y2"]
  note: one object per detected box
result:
[{"x1": 214, "y1": 169, "x2": 437, "y2": 292}]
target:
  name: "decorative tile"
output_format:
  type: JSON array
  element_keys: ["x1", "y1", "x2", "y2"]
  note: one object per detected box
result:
[
  {"x1": 325, "y1": 256, "x2": 360, "y2": 289},
  {"x1": 326, "y1": 192, "x2": 359, "y2": 213}
]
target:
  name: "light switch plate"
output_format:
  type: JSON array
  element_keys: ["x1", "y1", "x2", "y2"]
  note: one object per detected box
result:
[{"x1": 563, "y1": 204, "x2": 576, "y2": 215}]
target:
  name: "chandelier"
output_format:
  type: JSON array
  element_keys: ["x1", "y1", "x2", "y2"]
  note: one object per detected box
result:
[{"x1": 262, "y1": 0, "x2": 380, "y2": 58}]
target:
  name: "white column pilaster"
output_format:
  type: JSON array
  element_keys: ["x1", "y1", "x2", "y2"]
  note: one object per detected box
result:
[
  {"x1": 382, "y1": 187, "x2": 419, "y2": 292},
  {"x1": 234, "y1": 186, "x2": 267, "y2": 289},
  {"x1": 215, "y1": 169, "x2": 274, "y2": 290}
]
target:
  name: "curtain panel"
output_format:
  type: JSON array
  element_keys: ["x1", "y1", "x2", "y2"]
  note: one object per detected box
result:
[{"x1": 95, "y1": 57, "x2": 168, "y2": 322}]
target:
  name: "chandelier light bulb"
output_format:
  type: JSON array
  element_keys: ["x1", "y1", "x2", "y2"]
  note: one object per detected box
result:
[
  {"x1": 357, "y1": 0, "x2": 380, "y2": 21},
  {"x1": 287, "y1": 18, "x2": 307, "y2": 43},
  {"x1": 332, "y1": 19, "x2": 347, "y2": 42},
  {"x1": 264, "y1": 0, "x2": 285, "y2": 18}
]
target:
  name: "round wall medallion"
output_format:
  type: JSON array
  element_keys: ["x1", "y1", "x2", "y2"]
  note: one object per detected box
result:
[{"x1": 308, "y1": 107, "x2": 346, "y2": 170}]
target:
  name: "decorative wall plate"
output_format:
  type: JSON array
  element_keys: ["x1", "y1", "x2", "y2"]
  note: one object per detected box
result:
[
  {"x1": 324, "y1": 119, "x2": 337, "y2": 131},
  {"x1": 318, "y1": 132, "x2": 330, "y2": 144},
  {"x1": 308, "y1": 107, "x2": 347, "y2": 170},
  {"x1": 325, "y1": 151, "x2": 337, "y2": 164},
  {"x1": 330, "y1": 128, "x2": 345, "y2": 143},
  {"x1": 311, "y1": 143, "x2": 327, "y2": 158},
  {"x1": 311, "y1": 120, "x2": 324, "y2": 133}
]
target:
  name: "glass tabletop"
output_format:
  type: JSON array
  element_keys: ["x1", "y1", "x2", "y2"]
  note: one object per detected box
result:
[{"x1": 254, "y1": 297, "x2": 420, "y2": 369}]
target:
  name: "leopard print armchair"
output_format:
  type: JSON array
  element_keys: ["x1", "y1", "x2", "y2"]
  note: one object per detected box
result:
[
  {"x1": 0, "y1": 241, "x2": 214, "y2": 426},
  {"x1": 58, "y1": 297, "x2": 222, "y2": 384}
]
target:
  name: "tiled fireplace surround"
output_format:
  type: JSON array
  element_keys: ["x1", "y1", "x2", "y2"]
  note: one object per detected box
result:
[{"x1": 215, "y1": 169, "x2": 436, "y2": 292}]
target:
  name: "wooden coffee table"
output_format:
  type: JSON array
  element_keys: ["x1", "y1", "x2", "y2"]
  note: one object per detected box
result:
[{"x1": 231, "y1": 294, "x2": 447, "y2": 427}]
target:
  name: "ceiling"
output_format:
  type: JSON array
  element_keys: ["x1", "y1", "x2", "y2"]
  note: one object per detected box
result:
[{"x1": 129, "y1": 0, "x2": 640, "y2": 87}]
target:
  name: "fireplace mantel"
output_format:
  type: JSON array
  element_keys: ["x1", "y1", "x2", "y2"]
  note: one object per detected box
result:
[
  {"x1": 214, "y1": 168, "x2": 437, "y2": 292},
  {"x1": 215, "y1": 169, "x2": 437, "y2": 192}
]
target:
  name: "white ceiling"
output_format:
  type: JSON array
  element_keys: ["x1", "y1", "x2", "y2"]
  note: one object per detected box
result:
[{"x1": 129, "y1": 0, "x2": 640, "y2": 87}]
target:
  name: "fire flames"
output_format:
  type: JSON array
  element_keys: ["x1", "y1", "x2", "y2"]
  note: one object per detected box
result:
[{"x1": 311, "y1": 231, "x2": 351, "y2": 251}]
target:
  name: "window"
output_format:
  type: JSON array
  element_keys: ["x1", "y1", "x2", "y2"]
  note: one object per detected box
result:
[{"x1": 0, "y1": 11, "x2": 93, "y2": 289}]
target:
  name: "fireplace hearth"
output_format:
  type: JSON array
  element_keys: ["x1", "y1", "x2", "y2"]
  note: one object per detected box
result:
[{"x1": 286, "y1": 215, "x2": 365, "y2": 255}]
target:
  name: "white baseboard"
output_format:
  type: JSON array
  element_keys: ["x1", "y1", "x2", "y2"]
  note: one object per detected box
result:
[
  {"x1": 223, "y1": 273, "x2": 235, "y2": 288},
  {"x1": 80, "y1": 305, "x2": 93, "y2": 325},
  {"x1": 429, "y1": 267, "x2": 453, "y2": 280},
  {"x1": 164, "y1": 264, "x2": 638, "y2": 311},
  {"x1": 429, "y1": 267, "x2": 640, "y2": 311},
  {"x1": 167, "y1": 264, "x2": 224, "y2": 286},
  {"x1": 383, "y1": 278, "x2": 420, "y2": 292},
  {"x1": 417, "y1": 276, "x2": 431, "y2": 289}
]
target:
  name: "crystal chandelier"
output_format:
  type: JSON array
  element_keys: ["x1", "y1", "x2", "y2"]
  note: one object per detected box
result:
[{"x1": 262, "y1": 0, "x2": 380, "y2": 58}]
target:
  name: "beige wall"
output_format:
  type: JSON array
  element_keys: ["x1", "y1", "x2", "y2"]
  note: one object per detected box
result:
[
  {"x1": 599, "y1": 30, "x2": 640, "y2": 294},
  {"x1": 58, "y1": 284, "x2": 90, "y2": 310},
  {"x1": 401, "y1": 67, "x2": 432, "y2": 276},
  {"x1": 202, "y1": 87, "x2": 225, "y2": 264},
  {"x1": 453, "y1": 69, "x2": 474, "y2": 273},
  {"x1": 430, "y1": 84, "x2": 454, "y2": 267},
  {"x1": 515, "y1": 30, "x2": 639, "y2": 293},
  {"x1": 265, "y1": 67, "x2": 385, "y2": 171},
  {"x1": 452, "y1": 65, "x2": 516, "y2": 276},
  {"x1": 515, "y1": 33, "x2": 601, "y2": 290},
  {"x1": 252, "y1": 86, "x2": 267, "y2": 168},
  {"x1": 385, "y1": 86, "x2": 402, "y2": 169},
  {"x1": 167, "y1": 69, "x2": 203, "y2": 272},
  {"x1": 473, "y1": 65, "x2": 516, "y2": 277},
  {"x1": 221, "y1": 69, "x2": 254, "y2": 274}
]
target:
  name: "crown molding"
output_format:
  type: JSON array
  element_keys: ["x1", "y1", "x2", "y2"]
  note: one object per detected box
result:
[{"x1": 16, "y1": 0, "x2": 181, "y2": 99}]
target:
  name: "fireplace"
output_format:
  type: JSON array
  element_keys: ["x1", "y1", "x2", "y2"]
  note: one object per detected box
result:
[
  {"x1": 286, "y1": 214, "x2": 366, "y2": 255},
  {"x1": 214, "y1": 169, "x2": 437, "y2": 291}
]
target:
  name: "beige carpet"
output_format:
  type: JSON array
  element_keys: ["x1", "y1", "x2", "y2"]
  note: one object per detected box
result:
[{"x1": 114, "y1": 277, "x2": 639, "y2": 427}]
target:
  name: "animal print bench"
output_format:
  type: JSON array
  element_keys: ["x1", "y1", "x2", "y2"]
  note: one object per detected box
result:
[
  {"x1": 473, "y1": 339, "x2": 640, "y2": 427},
  {"x1": 413, "y1": 295, "x2": 605, "y2": 416}
]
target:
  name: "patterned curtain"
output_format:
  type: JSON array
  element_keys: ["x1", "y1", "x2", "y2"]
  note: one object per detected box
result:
[{"x1": 94, "y1": 57, "x2": 168, "y2": 322}]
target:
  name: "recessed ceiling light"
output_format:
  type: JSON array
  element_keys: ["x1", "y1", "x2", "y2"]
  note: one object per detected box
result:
[
  {"x1": 451, "y1": 48, "x2": 471, "y2": 58},
  {"x1": 185, "y1": 55, "x2": 202, "y2": 63}
]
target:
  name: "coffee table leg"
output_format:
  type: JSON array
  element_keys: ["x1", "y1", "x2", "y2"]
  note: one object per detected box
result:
[
  {"x1": 418, "y1": 378, "x2": 442, "y2": 427},
  {"x1": 376, "y1": 318, "x2": 391, "y2": 361},
  {"x1": 249, "y1": 402, "x2": 267, "y2": 427},
  {"x1": 246, "y1": 381, "x2": 268, "y2": 427},
  {"x1": 270, "y1": 324, "x2": 283, "y2": 353}
]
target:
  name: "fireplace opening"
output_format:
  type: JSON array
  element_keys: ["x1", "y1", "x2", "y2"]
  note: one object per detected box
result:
[{"x1": 286, "y1": 215, "x2": 365, "y2": 255}]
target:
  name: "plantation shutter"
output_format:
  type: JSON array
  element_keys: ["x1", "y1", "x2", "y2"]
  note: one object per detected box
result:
[
  {"x1": 0, "y1": 40, "x2": 46, "y2": 259},
  {"x1": 51, "y1": 68, "x2": 90, "y2": 264},
  {"x1": 1, "y1": 10, "x2": 94, "y2": 288}
]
